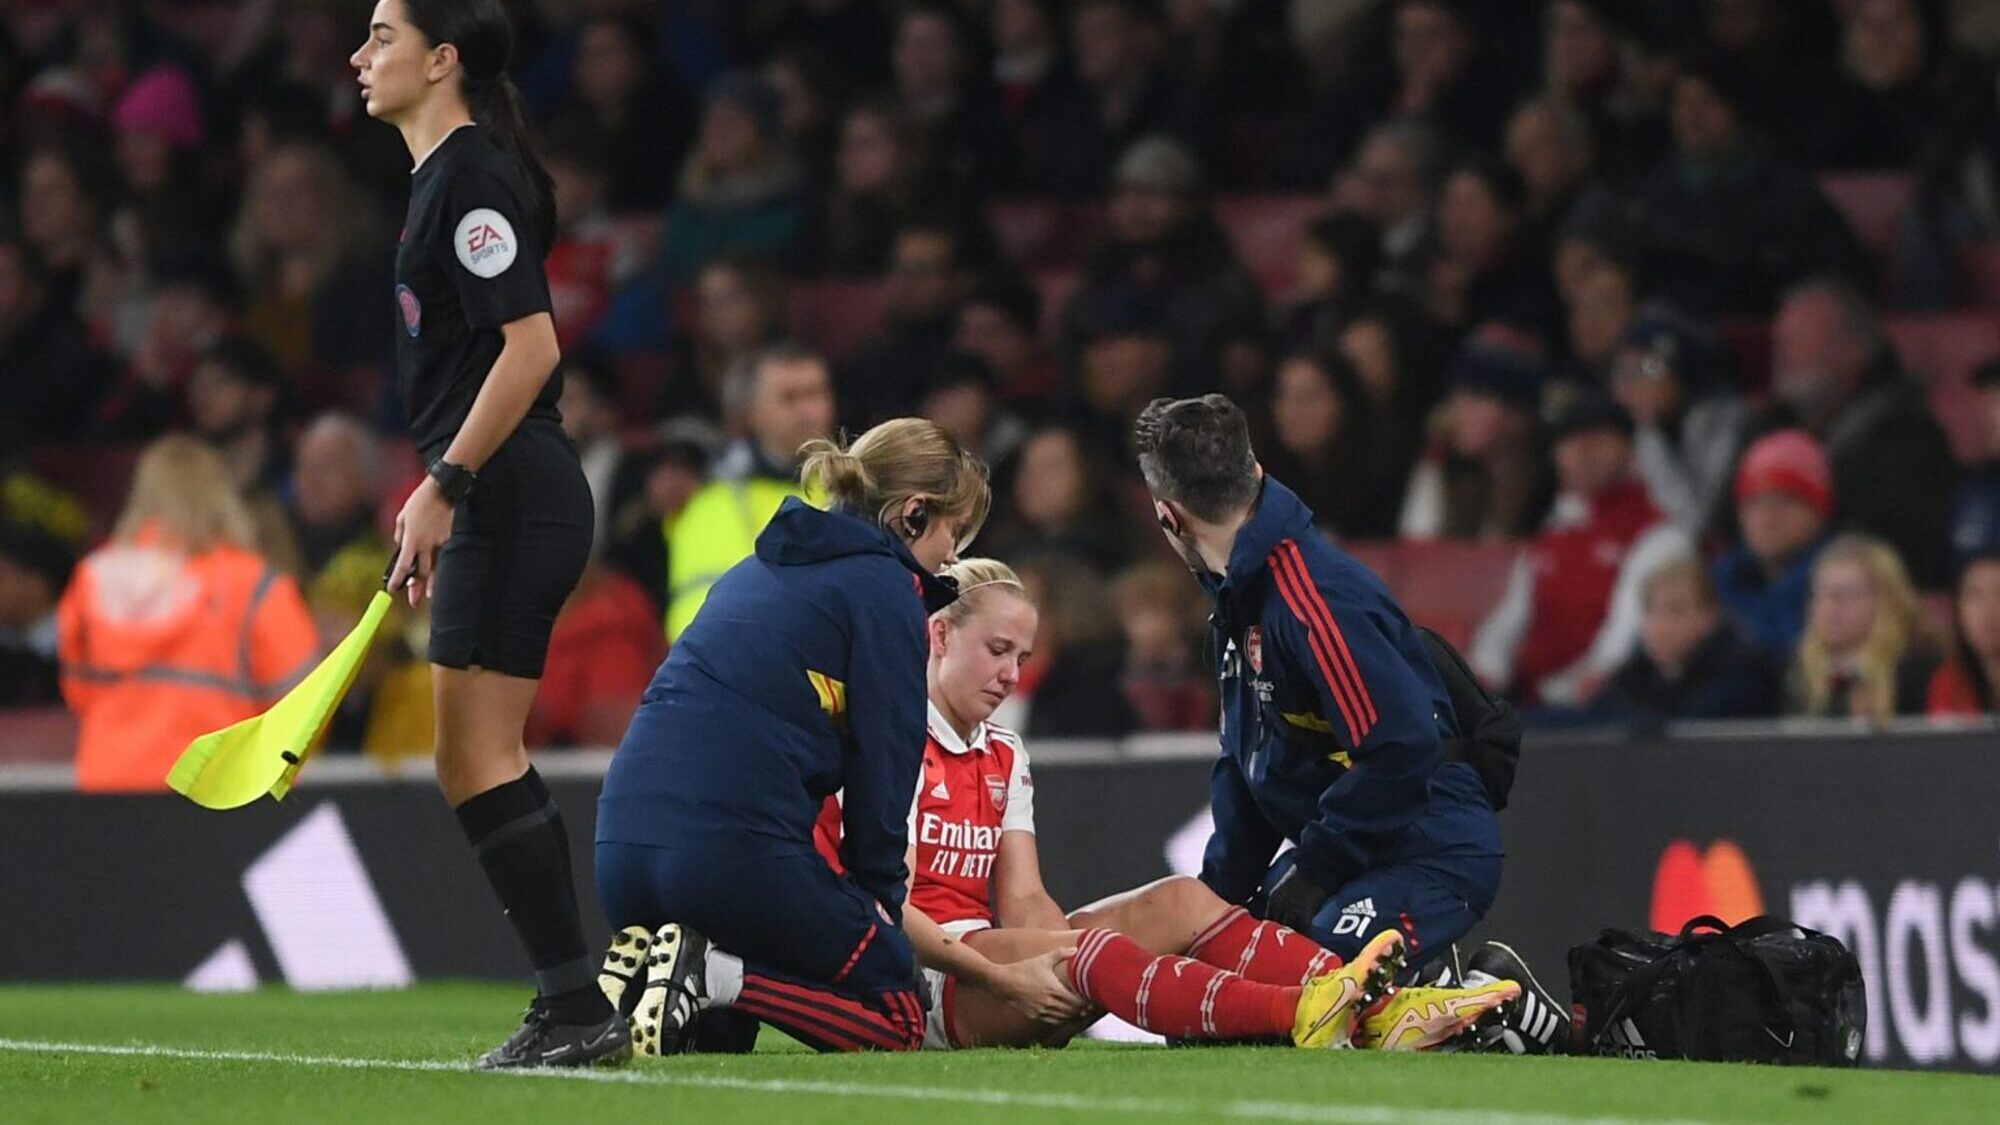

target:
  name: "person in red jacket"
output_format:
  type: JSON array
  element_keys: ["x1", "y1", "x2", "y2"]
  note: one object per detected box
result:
[
  {"x1": 1471, "y1": 387, "x2": 1690, "y2": 707},
  {"x1": 58, "y1": 436, "x2": 319, "y2": 792},
  {"x1": 526, "y1": 562, "x2": 665, "y2": 748}
]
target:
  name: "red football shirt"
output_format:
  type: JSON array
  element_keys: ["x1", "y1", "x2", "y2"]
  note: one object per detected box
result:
[{"x1": 813, "y1": 702, "x2": 1036, "y2": 927}]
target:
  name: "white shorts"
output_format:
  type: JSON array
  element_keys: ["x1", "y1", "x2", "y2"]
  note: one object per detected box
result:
[{"x1": 921, "y1": 918, "x2": 992, "y2": 1050}]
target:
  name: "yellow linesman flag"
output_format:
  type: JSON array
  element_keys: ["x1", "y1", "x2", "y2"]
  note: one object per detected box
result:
[{"x1": 167, "y1": 589, "x2": 395, "y2": 809}]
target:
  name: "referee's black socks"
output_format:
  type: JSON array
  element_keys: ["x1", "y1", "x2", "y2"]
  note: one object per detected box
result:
[{"x1": 454, "y1": 766, "x2": 612, "y2": 1025}]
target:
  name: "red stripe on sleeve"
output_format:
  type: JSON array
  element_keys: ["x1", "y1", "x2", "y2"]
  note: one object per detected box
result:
[
  {"x1": 1267, "y1": 549, "x2": 1364, "y2": 744},
  {"x1": 1278, "y1": 541, "x2": 1379, "y2": 732}
]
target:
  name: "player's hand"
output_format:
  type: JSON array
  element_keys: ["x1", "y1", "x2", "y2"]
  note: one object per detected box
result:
[
  {"x1": 992, "y1": 947, "x2": 1088, "y2": 1025},
  {"x1": 390, "y1": 476, "x2": 453, "y2": 607},
  {"x1": 1264, "y1": 867, "x2": 1330, "y2": 933}
]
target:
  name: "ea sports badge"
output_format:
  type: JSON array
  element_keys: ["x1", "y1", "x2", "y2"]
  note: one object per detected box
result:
[
  {"x1": 985, "y1": 774, "x2": 1007, "y2": 815},
  {"x1": 454, "y1": 208, "x2": 518, "y2": 278},
  {"x1": 1246, "y1": 626, "x2": 1263, "y2": 674}
]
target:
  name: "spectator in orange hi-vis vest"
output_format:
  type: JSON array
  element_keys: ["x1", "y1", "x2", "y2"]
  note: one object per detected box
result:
[{"x1": 56, "y1": 435, "x2": 319, "y2": 792}]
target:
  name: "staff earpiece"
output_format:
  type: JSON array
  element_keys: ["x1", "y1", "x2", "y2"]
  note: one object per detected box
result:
[
  {"x1": 1155, "y1": 502, "x2": 1181, "y2": 538},
  {"x1": 901, "y1": 500, "x2": 931, "y2": 541}
]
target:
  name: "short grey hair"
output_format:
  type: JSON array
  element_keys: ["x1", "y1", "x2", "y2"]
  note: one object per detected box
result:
[
  {"x1": 720, "y1": 339, "x2": 825, "y2": 427},
  {"x1": 302, "y1": 410, "x2": 382, "y2": 488}
]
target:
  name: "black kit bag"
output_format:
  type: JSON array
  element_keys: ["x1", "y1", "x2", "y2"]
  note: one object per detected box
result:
[
  {"x1": 1419, "y1": 626, "x2": 1521, "y2": 810},
  {"x1": 1568, "y1": 915, "x2": 1867, "y2": 1066}
]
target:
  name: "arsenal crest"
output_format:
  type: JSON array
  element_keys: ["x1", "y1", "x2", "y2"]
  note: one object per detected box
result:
[
  {"x1": 1246, "y1": 626, "x2": 1264, "y2": 674},
  {"x1": 985, "y1": 774, "x2": 1008, "y2": 815}
]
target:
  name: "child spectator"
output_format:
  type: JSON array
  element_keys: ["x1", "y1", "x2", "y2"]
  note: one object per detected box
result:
[
  {"x1": 1786, "y1": 533, "x2": 1937, "y2": 724},
  {"x1": 1001, "y1": 552, "x2": 1139, "y2": 738},
  {"x1": 1113, "y1": 561, "x2": 1215, "y2": 731},
  {"x1": 1589, "y1": 553, "x2": 1779, "y2": 723},
  {"x1": 1714, "y1": 430, "x2": 1835, "y2": 658},
  {"x1": 1472, "y1": 387, "x2": 1687, "y2": 706}
]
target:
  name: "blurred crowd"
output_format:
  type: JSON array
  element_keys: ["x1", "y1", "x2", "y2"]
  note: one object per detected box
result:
[{"x1": 5, "y1": 0, "x2": 2000, "y2": 782}]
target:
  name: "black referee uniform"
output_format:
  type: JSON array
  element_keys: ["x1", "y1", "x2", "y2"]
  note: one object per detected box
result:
[{"x1": 395, "y1": 124, "x2": 591, "y2": 678}]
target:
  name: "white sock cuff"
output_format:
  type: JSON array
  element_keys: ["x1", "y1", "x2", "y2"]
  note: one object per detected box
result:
[{"x1": 706, "y1": 949, "x2": 745, "y2": 1007}]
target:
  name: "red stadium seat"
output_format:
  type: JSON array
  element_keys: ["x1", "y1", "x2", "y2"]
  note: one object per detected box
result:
[
  {"x1": 1883, "y1": 311, "x2": 2000, "y2": 462},
  {"x1": 1340, "y1": 540, "x2": 1403, "y2": 590},
  {"x1": 1214, "y1": 194, "x2": 1325, "y2": 299},
  {"x1": 788, "y1": 279, "x2": 890, "y2": 361},
  {"x1": 1818, "y1": 171, "x2": 1914, "y2": 258},
  {"x1": 0, "y1": 707, "x2": 76, "y2": 764},
  {"x1": 987, "y1": 201, "x2": 1104, "y2": 270},
  {"x1": 1386, "y1": 540, "x2": 1521, "y2": 640},
  {"x1": 1325, "y1": 539, "x2": 1519, "y2": 646}
]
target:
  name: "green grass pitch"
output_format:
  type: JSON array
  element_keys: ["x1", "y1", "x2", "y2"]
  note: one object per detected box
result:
[{"x1": 2, "y1": 984, "x2": 1994, "y2": 1125}]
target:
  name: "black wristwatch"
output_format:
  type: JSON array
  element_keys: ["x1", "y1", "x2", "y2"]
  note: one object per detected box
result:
[{"x1": 428, "y1": 459, "x2": 478, "y2": 505}]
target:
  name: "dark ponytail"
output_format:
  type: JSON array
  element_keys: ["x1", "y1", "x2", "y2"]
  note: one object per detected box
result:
[{"x1": 401, "y1": 0, "x2": 557, "y2": 249}]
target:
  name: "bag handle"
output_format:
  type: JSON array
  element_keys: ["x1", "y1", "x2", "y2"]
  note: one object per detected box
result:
[
  {"x1": 1678, "y1": 914, "x2": 1798, "y2": 942},
  {"x1": 1673, "y1": 916, "x2": 1803, "y2": 1055}
]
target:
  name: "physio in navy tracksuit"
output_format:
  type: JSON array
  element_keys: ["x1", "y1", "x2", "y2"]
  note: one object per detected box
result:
[
  {"x1": 1134, "y1": 395, "x2": 1502, "y2": 965},
  {"x1": 597, "y1": 418, "x2": 988, "y2": 1052}
]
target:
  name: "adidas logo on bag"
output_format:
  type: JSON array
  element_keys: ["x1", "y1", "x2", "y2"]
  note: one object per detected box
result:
[{"x1": 1600, "y1": 1017, "x2": 1658, "y2": 1060}]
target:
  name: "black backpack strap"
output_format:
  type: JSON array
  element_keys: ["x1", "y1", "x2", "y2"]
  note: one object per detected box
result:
[{"x1": 1418, "y1": 625, "x2": 1521, "y2": 811}]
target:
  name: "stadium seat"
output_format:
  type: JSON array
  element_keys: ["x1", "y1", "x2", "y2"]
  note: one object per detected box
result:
[
  {"x1": 1385, "y1": 540, "x2": 1521, "y2": 643},
  {"x1": 27, "y1": 444, "x2": 143, "y2": 541},
  {"x1": 1329, "y1": 540, "x2": 1518, "y2": 647},
  {"x1": 0, "y1": 707, "x2": 76, "y2": 764},
  {"x1": 1340, "y1": 540, "x2": 1403, "y2": 590},
  {"x1": 1214, "y1": 194, "x2": 1324, "y2": 299},
  {"x1": 1818, "y1": 171, "x2": 1914, "y2": 258},
  {"x1": 788, "y1": 279, "x2": 891, "y2": 361},
  {"x1": 1883, "y1": 311, "x2": 2000, "y2": 462}
]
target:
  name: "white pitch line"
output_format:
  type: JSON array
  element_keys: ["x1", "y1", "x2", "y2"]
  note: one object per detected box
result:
[{"x1": 0, "y1": 1038, "x2": 1748, "y2": 1125}]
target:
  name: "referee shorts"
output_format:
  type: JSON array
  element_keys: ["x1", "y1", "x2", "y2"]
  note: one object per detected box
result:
[{"x1": 427, "y1": 420, "x2": 592, "y2": 680}]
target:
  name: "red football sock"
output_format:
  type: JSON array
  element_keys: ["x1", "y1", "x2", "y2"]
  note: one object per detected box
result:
[
  {"x1": 1187, "y1": 906, "x2": 1342, "y2": 985},
  {"x1": 1068, "y1": 928, "x2": 1300, "y2": 1040}
]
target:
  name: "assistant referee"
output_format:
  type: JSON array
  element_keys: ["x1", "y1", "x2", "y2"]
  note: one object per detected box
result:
[{"x1": 352, "y1": 0, "x2": 623, "y2": 1068}]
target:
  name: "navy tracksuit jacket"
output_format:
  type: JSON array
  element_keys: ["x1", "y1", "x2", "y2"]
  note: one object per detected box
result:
[
  {"x1": 1198, "y1": 478, "x2": 1502, "y2": 961},
  {"x1": 597, "y1": 498, "x2": 954, "y2": 1043}
]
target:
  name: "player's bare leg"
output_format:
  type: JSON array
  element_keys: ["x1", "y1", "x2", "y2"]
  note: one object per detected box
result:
[
  {"x1": 1067, "y1": 876, "x2": 1232, "y2": 955},
  {"x1": 945, "y1": 928, "x2": 1094, "y2": 1047}
]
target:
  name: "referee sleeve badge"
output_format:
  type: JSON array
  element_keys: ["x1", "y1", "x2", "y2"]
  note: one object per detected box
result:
[{"x1": 454, "y1": 208, "x2": 519, "y2": 278}]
